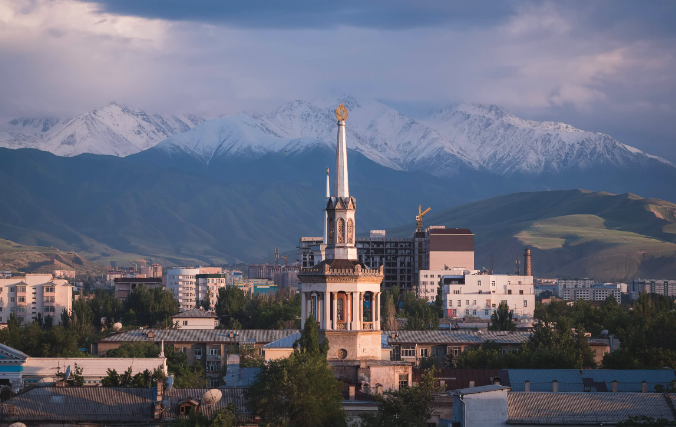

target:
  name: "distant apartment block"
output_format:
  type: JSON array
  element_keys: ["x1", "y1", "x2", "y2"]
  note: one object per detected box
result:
[
  {"x1": 166, "y1": 267, "x2": 223, "y2": 312},
  {"x1": 441, "y1": 273, "x2": 535, "y2": 321},
  {"x1": 248, "y1": 264, "x2": 299, "y2": 288},
  {"x1": 114, "y1": 277, "x2": 163, "y2": 302},
  {"x1": 0, "y1": 274, "x2": 72, "y2": 325},
  {"x1": 196, "y1": 273, "x2": 228, "y2": 303},
  {"x1": 558, "y1": 278, "x2": 623, "y2": 302},
  {"x1": 629, "y1": 278, "x2": 676, "y2": 300}
]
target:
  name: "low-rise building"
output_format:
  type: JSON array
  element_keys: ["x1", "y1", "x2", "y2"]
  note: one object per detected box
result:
[
  {"x1": 0, "y1": 274, "x2": 72, "y2": 325},
  {"x1": 172, "y1": 308, "x2": 219, "y2": 330},
  {"x1": 53, "y1": 269, "x2": 76, "y2": 279}
]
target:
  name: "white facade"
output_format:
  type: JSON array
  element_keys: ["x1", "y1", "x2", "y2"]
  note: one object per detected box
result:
[
  {"x1": 0, "y1": 274, "x2": 72, "y2": 325},
  {"x1": 196, "y1": 274, "x2": 228, "y2": 305},
  {"x1": 441, "y1": 274, "x2": 534, "y2": 320},
  {"x1": 419, "y1": 269, "x2": 473, "y2": 302},
  {"x1": 592, "y1": 285, "x2": 622, "y2": 302},
  {"x1": 166, "y1": 268, "x2": 199, "y2": 311}
]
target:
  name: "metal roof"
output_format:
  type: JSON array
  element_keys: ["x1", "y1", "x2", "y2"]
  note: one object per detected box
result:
[
  {"x1": 507, "y1": 392, "x2": 676, "y2": 424},
  {"x1": 162, "y1": 388, "x2": 248, "y2": 419},
  {"x1": 506, "y1": 369, "x2": 676, "y2": 393},
  {"x1": 413, "y1": 368, "x2": 509, "y2": 391},
  {"x1": 385, "y1": 330, "x2": 531, "y2": 345},
  {"x1": 0, "y1": 387, "x2": 153, "y2": 422},
  {"x1": 99, "y1": 329, "x2": 300, "y2": 344},
  {"x1": 172, "y1": 309, "x2": 218, "y2": 319},
  {"x1": 452, "y1": 385, "x2": 510, "y2": 395}
]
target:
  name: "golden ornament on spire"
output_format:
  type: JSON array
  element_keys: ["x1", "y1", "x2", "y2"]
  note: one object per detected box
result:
[{"x1": 335, "y1": 103, "x2": 348, "y2": 121}]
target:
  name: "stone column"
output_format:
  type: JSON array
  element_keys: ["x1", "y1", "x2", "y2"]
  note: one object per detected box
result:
[
  {"x1": 358, "y1": 292, "x2": 363, "y2": 330},
  {"x1": 331, "y1": 292, "x2": 337, "y2": 330},
  {"x1": 347, "y1": 292, "x2": 353, "y2": 330},
  {"x1": 301, "y1": 292, "x2": 306, "y2": 329},
  {"x1": 323, "y1": 292, "x2": 329, "y2": 331},
  {"x1": 375, "y1": 292, "x2": 380, "y2": 330}
]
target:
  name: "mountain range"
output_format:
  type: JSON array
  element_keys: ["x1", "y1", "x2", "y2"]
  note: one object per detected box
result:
[{"x1": 1, "y1": 97, "x2": 676, "y2": 280}]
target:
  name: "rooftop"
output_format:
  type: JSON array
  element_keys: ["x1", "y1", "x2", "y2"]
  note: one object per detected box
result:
[
  {"x1": 172, "y1": 308, "x2": 219, "y2": 319},
  {"x1": 98, "y1": 329, "x2": 299, "y2": 344},
  {"x1": 451, "y1": 384, "x2": 510, "y2": 395}
]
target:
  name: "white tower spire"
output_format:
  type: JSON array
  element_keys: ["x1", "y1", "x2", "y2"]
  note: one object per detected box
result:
[
  {"x1": 324, "y1": 167, "x2": 329, "y2": 244},
  {"x1": 334, "y1": 103, "x2": 349, "y2": 198}
]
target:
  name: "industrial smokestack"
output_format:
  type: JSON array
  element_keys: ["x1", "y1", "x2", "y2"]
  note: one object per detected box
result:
[{"x1": 524, "y1": 249, "x2": 532, "y2": 276}]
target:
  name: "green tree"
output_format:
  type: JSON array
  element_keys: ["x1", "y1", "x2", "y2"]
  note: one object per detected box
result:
[
  {"x1": 169, "y1": 404, "x2": 241, "y2": 427},
  {"x1": 402, "y1": 292, "x2": 439, "y2": 330},
  {"x1": 123, "y1": 286, "x2": 179, "y2": 327},
  {"x1": 488, "y1": 302, "x2": 516, "y2": 331},
  {"x1": 90, "y1": 289, "x2": 122, "y2": 328},
  {"x1": 617, "y1": 416, "x2": 676, "y2": 427},
  {"x1": 247, "y1": 315, "x2": 346, "y2": 427},
  {"x1": 101, "y1": 366, "x2": 166, "y2": 387},
  {"x1": 381, "y1": 290, "x2": 398, "y2": 331},
  {"x1": 361, "y1": 368, "x2": 444, "y2": 427},
  {"x1": 215, "y1": 286, "x2": 247, "y2": 326}
]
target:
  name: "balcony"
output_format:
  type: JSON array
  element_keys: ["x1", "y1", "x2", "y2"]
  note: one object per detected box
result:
[{"x1": 362, "y1": 322, "x2": 374, "y2": 330}]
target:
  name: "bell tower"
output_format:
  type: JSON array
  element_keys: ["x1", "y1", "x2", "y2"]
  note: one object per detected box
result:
[{"x1": 298, "y1": 103, "x2": 384, "y2": 361}]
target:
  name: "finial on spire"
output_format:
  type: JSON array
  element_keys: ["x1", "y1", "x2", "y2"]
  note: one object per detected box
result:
[
  {"x1": 335, "y1": 103, "x2": 348, "y2": 121},
  {"x1": 326, "y1": 168, "x2": 330, "y2": 198}
]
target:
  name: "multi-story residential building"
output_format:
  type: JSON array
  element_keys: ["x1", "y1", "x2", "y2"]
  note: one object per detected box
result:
[
  {"x1": 113, "y1": 277, "x2": 163, "y2": 302},
  {"x1": 299, "y1": 226, "x2": 475, "y2": 293},
  {"x1": 139, "y1": 263, "x2": 163, "y2": 278},
  {"x1": 557, "y1": 278, "x2": 595, "y2": 300},
  {"x1": 53, "y1": 270, "x2": 75, "y2": 280},
  {"x1": 248, "y1": 264, "x2": 299, "y2": 288},
  {"x1": 629, "y1": 279, "x2": 676, "y2": 300},
  {"x1": 419, "y1": 269, "x2": 468, "y2": 302},
  {"x1": 441, "y1": 273, "x2": 535, "y2": 320},
  {"x1": 166, "y1": 268, "x2": 200, "y2": 312},
  {"x1": 196, "y1": 273, "x2": 228, "y2": 303},
  {"x1": 592, "y1": 284, "x2": 622, "y2": 302},
  {"x1": 0, "y1": 274, "x2": 72, "y2": 325}
]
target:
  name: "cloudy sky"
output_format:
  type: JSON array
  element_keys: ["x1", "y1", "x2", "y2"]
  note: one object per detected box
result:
[{"x1": 1, "y1": 0, "x2": 675, "y2": 162}]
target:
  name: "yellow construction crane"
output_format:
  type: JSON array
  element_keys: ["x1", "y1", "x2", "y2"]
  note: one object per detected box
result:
[
  {"x1": 280, "y1": 255, "x2": 288, "y2": 265},
  {"x1": 416, "y1": 205, "x2": 432, "y2": 232}
]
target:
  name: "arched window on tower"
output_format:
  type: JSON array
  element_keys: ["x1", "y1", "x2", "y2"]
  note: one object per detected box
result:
[
  {"x1": 328, "y1": 218, "x2": 335, "y2": 244},
  {"x1": 337, "y1": 218, "x2": 345, "y2": 243},
  {"x1": 347, "y1": 219, "x2": 354, "y2": 244}
]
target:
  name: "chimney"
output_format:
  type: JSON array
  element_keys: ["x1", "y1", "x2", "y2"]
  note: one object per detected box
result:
[
  {"x1": 641, "y1": 381, "x2": 647, "y2": 393},
  {"x1": 468, "y1": 381, "x2": 475, "y2": 388},
  {"x1": 552, "y1": 380, "x2": 558, "y2": 393},
  {"x1": 348, "y1": 385, "x2": 356, "y2": 400},
  {"x1": 156, "y1": 381, "x2": 164, "y2": 402},
  {"x1": 524, "y1": 381, "x2": 530, "y2": 392},
  {"x1": 524, "y1": 249, "x2": 531, "y2": 276},
  {"x1": 612, "y1": 381, "x2": 618, "y2": 392}
]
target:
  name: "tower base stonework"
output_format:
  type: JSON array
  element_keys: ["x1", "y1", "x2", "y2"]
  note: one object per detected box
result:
[{"x1": 321, "y1": 331, "x2": 383, "y2": 361}]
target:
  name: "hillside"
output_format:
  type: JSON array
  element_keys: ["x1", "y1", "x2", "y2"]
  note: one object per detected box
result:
[
  {"x1": 0, "y1": 238, "x2": 108, "y2": 275},
  {"x1": 387, "y1": 190, "x2": 676, "y2": 281}
]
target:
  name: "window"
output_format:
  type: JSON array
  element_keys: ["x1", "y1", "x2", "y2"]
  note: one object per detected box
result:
[
  {"x1": 466, "y1": 300, "x2": 469, "y2": 306},
  {"x1": 524, "y1": 300, "x2": 528, "y2": 307},
  {"x1": 508, "y1": 290, "x2": 512, "y2": 295},
  {"x1": 519, "y1": 290, "x2": 524, "y2": 295},
  {"x1": 501, "y1": 300, "x2": 507, "y2": 305},
  {"x1": 206, "y1": 361, "x2": 221, "y2": 372},
  {"x1": 401, "y1": 346, "x2": 415, "y2": 357},
  {"x1": 9, "y1": 287, "x2": 15, "y2": 293},
  {"x1": 478, "y1": 281, "x2": 481, "y2": 286},
  {"x1": 453, "y1": 290, "x2": 460, "y2": 295},
  {"x1": 194, "y1": 348, "x2": 202, "y2": 357},
  {"x1": 485, "y1": 299, "x2": 491, "y2": 307},
  {"x1": 208, "y1": 348, "x2": 220, "y2": 356},
  {"x1": 17, "y1": 296, "x2": 25, "y2": 303},
  {"x1": 44, "y1": 286, "x2": 55, "y2": 293},
  {"x1": 449, "y1": 346, "x2": 462, "y2": 356},
  {"x1": 472, "y1": 300, "x2": 476, "y2": 305},
  {"x1": 337, "y1": 218, "x2": 345, "y2": 243},
  {"x1": 498, "y1": 349, "x2": 507, "y2": 356},
  {"x1": 420, "y1": 348, "x2": 428, "y2": 357},
  {"x1": 183, "y1": 320, "x2": 188, "y2": 326},
  {"x1": 492, "y1": 304, "x2": 496, "y2": 308},
  {"x1": 492, "y1": 281, "x2": 496, "y2": 286},
  {"x1": 473, "y1": 310, "x2": 477, "y2": 316},
  {"x1": 465, "y1": 310, "x2": 469, "y2": 315},
  {"x1": 391, "y1": 345, "x2": 401, "y2": 361},
  {"x1": 44, "y1": 296, "x2": 55, "y2": 303},
  {"x1": 17, "y1": 286, "x2": 26, "y2": 293},
  {"x1": 457, "y1": 300, "x2": 461, "y2": 307},
  {"x1": 182, "y1": 347, "x2": 187, "y2": 353},
  {"x1": 337, "y1": 298, "x2": 344, "y2": 321},
  {"x1": 485, "y1": 310, "x2": 489, "y2": 315},
  {"x1": 435, "y1": 347, "x2": 445, "y2": 357},
  {"x1": 398, "y1": 374, "x2": 409, "y2": 388},
  {"x1": 43, "y1": 306, "x2": 55, "y2": 313},
  {"x1": 479, "y1": 290, "x2": 482, "y2": 294}
]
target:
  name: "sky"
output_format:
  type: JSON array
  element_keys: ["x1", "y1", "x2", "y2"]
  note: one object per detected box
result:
[{"x1": 1, "y1": 0, "x2": 675, "y2": 162}]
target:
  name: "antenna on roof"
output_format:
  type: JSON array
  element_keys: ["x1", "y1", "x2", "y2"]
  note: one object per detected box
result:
[
  {"x1": 64, "y1": 365, "x2": 71, "y2": 382},
  {"x1": 166, "y1": 374, "x2": 174, "y2": 393}
]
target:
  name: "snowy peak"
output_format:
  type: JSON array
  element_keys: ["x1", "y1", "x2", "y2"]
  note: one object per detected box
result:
[{"x1": 0, "y1": 103, "x2": 205, "y2": 157}]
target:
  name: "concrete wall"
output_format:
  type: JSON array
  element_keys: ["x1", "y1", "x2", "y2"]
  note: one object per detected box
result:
[
  {"x1": 368, "y1": 364, "x2": 411, "y2": 391},
  {"x1": 174, "y1": 317, "x2": 217, "y2": 330},
  {"x1": 430, "y1": 251, "x2": 474, "y2": 271},
  {"x1": 322, "y1": 331, "x2": 382, "y2": 360},
  {"x1": 22, "y1": 357, "x2": 167, "y2": 384}
]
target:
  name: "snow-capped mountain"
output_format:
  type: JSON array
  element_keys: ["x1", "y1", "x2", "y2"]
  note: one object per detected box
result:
[
  {"x1": 2, "y1": 97, "x2": 672, "y2": 177},
  {"x1": 155, "y1": 96, "x2": 672, "y2": 177},
  {"x1": 0, "y1": 103, "x2": 205, "y2": 157}
]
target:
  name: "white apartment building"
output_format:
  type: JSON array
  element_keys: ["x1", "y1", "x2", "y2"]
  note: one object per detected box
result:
[
  {"x1": 441, "y1": 274, "x2": 535, "y2": 321},
  {"x1": 195, "y1": 273, "x2": 228, "y2": 304},
  {"x1": 629, "y1": 279, "x2": 676, "y2": 300},
  {"x1": 557, "y1": 278, "x2": 594, "y2": 300},
  {"x1": 419, "y1": 269, "x2": 472, "y2": 302},
  {"x1": 592, "y1": 284, "x2": 622, "y2": 302},
  {"x1": 166, "y1": 268, "x2": 199, "y2": 311},
  {"x1": 0, "y1": 274, "x2": 72, "y2": 325}
]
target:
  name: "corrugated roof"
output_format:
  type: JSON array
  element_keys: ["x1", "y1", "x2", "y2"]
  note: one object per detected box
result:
[
  {"x1": 506, "y1": 369, "x2": 676, "y2": 393},
  {"x1": 162, "y1": 388, "x2": 248, "y2": 419},
  {"x1": 413, "y1": 368, "x2": 509, "y2": 391},
  {"x1": 172, "y1": 309, "x2": 218, "y2": 319},
  {"x1": 99, "y1": 329, "x2": 300, "y2": 344},
  {"x1": 507, "y1": 392, "x2": 676, "y2": 424},
  {"x1": 385, "y1": 330, "x2": 531, "y2": 345},
  {"x1": 0, "y1": 387, "x2": 153, "y2": 422}
]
